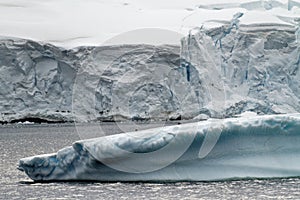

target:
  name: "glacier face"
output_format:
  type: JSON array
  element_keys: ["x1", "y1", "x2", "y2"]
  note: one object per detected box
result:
[
  {"x1": 0, "y1": 40, "x2": 189, "y2": 122},
  {"x1": 1, "y1": 23, "x2": 300, "y2": 122},
  {"x1": 181, "y1": 23, "x2": 300, "y2": 117},
  {"x1": 18, "y1": 114, "x2": 300, "y2": 181},
  {"x1": 0, "y1": 38, "x2": 77, "y2": 122}
]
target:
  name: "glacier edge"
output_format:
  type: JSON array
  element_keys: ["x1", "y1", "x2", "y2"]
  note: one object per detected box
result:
[{"x1": 1, "y1": 23, "x2": 300, "y2": 122}]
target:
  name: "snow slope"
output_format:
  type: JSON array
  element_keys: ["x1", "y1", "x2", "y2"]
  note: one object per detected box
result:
[
  {"x1": 18, "y1": 113, "x2": 300, "y2": 181},
  {"x1": 0, "y1": 0, "x2": 300, "y2": 47}
]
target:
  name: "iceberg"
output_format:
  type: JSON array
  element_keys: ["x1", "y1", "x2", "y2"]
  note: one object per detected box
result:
[{"x1": 18, "y1": 113, "x2": 300, "y2": 182}]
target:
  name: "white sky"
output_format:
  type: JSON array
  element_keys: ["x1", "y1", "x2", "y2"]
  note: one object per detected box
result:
[{"x1": 0, "y1": 0, "x2": 299, "y2": 48}]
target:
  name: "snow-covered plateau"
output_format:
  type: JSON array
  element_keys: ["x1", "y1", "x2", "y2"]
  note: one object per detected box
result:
[{"x1": 18, "y1": 114, "x2": 300, "y2": 181}]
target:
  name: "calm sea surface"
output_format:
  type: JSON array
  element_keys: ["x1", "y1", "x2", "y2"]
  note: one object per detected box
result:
[{"x1": 1, "y1": 122, "x2": 300, "y2": 200}]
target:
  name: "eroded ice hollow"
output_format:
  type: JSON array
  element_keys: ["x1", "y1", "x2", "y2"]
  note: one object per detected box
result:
[{"x1": 18, "y1": 114, "x2": 300, "y2": 182}]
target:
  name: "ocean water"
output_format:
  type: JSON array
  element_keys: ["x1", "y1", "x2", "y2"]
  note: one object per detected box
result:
[{"x1": 1, "y1": 123, "x2": 300, "y2": 200}]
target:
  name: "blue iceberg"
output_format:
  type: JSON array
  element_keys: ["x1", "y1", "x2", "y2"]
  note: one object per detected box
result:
[{"x1": 18, "y1": 114, "x2": 300, "y2": 182}]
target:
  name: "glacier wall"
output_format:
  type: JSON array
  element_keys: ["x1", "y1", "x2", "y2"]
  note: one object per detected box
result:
[
  {"x1": 0, "y1": 39, "x2": 77, "y2": 122},
  {"x1": 1, "y1": 23, "x2": 300, "y2": 122},
  {"x1": 18, "y1": 114, "x2": 300, "y2": 182},
  {"x1": 0, "y1": 39, "x2": 189, "y2": 122},
  {"x1": 181, "y1": 23, "x2": 300, "y2": 118}
]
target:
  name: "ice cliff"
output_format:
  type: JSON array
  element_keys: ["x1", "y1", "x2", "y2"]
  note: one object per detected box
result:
[
  {"x1": 181, "y1": 23, "x2": 300, "y2": 118},
  {"x1": 0, "y1": 40, "x2": 183, "y2": 122},
  {"x1": 1, "y1": 23, "x2": 300, "y2": 122}
]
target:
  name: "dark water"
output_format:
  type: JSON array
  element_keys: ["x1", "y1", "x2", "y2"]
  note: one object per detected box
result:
[{"x1": 1, "y1": 123, "x2": 300, "y2": 200}]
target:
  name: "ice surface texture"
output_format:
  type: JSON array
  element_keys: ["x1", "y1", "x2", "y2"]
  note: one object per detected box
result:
[
  {"x1": 18, "y1": 114, "x2": 300, "y2": 181},
  {"x1": 1, "y1": 23, "x2": 300, "y2": 122}
]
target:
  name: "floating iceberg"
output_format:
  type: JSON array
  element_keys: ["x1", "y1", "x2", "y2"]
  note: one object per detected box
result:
[{"x1": 19, "y1": 113, "x2": 300, "y2": 182}]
